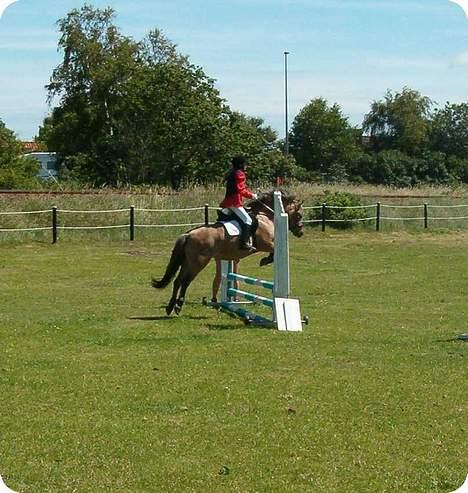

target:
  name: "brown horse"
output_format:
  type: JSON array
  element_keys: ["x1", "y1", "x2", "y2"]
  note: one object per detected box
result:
[{"x1": 152, "y1": 191, "x2": 304, "y2": 315}]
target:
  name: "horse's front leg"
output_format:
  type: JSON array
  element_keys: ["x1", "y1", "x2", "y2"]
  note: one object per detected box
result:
[
  {"x1": 258, "y1": 239, "x2": 274, "y2": 267},
  {"x1": 260, "y1": 251, "x2": 274, "y2": 267},
  {"x1": 254, "y1": 219, "x2": 274, "y2": 267}
]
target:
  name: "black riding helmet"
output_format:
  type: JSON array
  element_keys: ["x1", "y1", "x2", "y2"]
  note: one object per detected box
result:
[{"x1": 232, "y1": 156, "x2": 247, "y2": 171}]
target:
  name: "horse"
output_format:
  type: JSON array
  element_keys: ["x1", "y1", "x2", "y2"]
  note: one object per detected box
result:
[{"x1": 152, "y1": 191, "x2": 304, "y2": 315}]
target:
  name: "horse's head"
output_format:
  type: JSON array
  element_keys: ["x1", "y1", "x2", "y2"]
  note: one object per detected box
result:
[
  {"x1": 286, "y1": 199, "x2": 304, "y2": 238},
  {"x1": 250, "y1": 190, "x2": 304, "y2": 237}
]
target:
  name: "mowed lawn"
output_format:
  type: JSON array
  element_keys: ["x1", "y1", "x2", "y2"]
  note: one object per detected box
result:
[{"x1": 0, "y1": 232, "x2": 466, "y2": 493}]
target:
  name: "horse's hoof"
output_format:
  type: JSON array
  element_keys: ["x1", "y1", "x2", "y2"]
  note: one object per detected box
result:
[
  {"x1": 166, "y1": 305, "x2": 173, "y2": 316},
  {"x1": 174, "y1": 298, "x2": 184, "y2": 315}
]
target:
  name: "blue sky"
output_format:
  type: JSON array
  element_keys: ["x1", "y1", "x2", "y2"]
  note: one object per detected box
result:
[{"x1": 0, "y1": 0, "x2": 467, "y2": 140}]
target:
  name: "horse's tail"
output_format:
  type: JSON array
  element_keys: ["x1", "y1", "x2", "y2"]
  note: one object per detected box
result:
[{"x1": 151, "y1": 235, "x2": 187, "y2": 289}]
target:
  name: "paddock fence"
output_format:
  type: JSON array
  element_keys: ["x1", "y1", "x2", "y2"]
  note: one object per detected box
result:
[
  {"x1": 1, "y1": 202, "x2": 468, "y2": 242},
  {"x1": 303, "y1": 202, "x2": 468, "y2": 231}
]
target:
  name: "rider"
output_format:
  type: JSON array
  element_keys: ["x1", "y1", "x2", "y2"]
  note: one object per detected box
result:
[{"x1": 220, "y1": 156, "x2": 258, "y2": 251}]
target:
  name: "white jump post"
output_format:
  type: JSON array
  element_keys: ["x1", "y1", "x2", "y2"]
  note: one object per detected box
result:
[{"x1": 218, "y1": 191, "x2": 303, "y2": 332}]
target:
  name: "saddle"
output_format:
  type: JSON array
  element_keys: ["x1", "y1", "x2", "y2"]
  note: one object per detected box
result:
[{"x1": 216, "y1": 208, "x2": 259, "y2": 247}]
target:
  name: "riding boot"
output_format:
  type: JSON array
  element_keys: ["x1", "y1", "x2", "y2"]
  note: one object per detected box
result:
[{"x1": 239, "y1": 223, "x2": 256, "y2": 251}]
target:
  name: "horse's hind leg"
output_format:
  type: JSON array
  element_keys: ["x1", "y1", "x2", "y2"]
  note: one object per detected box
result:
[
  {"x1": 174, "y1": 255, "x2": 211, "y2": 315},
  {"x1": 166, "y1": 273, "x2": 182, "y2": 315},
  {"x1": 174, "y1": 273, "x2": 190, "y2": 315}
]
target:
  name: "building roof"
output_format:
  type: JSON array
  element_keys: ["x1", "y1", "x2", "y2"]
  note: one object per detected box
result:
[{"x1": 21, "y1": 141, "x2": 44, "y2": 153}]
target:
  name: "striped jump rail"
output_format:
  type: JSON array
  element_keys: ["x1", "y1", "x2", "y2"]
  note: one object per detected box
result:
[
  {"x1": 218, "y1": 302, "x2": 274, "y2": 326},
  {"x1": 226, "y1": 273, "x2": 274, "y2": 291},
  {"x1": 227, "y1": 288, "x2": 274, "y2": 308}
]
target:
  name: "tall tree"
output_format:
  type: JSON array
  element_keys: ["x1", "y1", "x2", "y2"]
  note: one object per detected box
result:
[
  {"x1": 116, "y1": 29, "x2": 232, "y2": 188},
  {"x1": 202, "y1": 112, "x2": 301, "y2": 183},
  {"x1": 42, "y1": 7, "x2": 287, "y2": 188},
  {"x1": 0, "y1": 119, "x2": 40, "y2": 188},
  {"x1": 431, "y1": 102, "x2": 468, "y2": 159},
  {"x1": 363, "y1": 87, "x2": 433, "y2": 155},
  {"x1": 289, "y1": 97, "x2": 361, "y2": 179},
  {"x1": 42, "y1": 5, "x2": 141, "y2": 184}
]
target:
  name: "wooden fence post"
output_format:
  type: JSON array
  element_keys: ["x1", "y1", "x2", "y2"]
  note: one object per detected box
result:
[
  {"x1": 424, "y1": 204, "x2": 428, "y2": 229},
  {"x1": 376, "y1": 202, "x2": 381, "y2": 232},
  {"x1": 321, "y1": 203, "x2": 326, "y2": 232},
  {"x1": 52, "y1": 206, "x2": 57, "y2": 244},
  {"x1": 130, "y1": 206, "x2": 135, "y2": 241},
  {"x1": 204, "y1": 204, "x2": 209, "y2": 226}
]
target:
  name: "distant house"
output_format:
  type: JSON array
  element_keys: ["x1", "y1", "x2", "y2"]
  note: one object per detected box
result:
[
  {"x1": 24, "y1": 152, "x2": 58, "y2": 180},
  {"x1": 21, "y1": 141, "x2": 43, "y2": 153}
]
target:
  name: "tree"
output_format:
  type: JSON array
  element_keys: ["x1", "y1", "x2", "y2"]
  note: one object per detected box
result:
[
  {"x1": 350, "y1": 149, "x2": 459, "y2": 186},
  {"x1": 446, "y1": 155, "x2": 468, "y2": 183},
  {"x1": 42, "y1": 7, "x2": 287, "y2": 188},
  {"x1": 115, "y1": 31, "x2": 232, "y2": 188},
  {"x1": 364, "y1": 150, "x2": 418, "y2": 187},
  {"x1": 289, "y1": 98, "x2": 361, "y2": 180},
  {"x1": 0, "y1": 119, "x2": 40, "y2": 189},
  {"x1": 431, "y1": 102, "x2": 468, "y2": 159},
  {"x1": 363, "y1": 87, "x2": 433, "y2": 155},
  {"x1": 42, "y1": 5, "x2": 142, "y2": 184}
]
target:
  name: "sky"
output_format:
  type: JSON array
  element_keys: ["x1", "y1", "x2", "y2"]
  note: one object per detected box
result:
[{"x1": 0, "y1": 0, "x2": 467, "y2": 140}]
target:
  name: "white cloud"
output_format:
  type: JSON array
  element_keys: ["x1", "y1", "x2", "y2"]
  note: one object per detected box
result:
[
  {"x1": 0, "y1": 39, "x2": 56, "y2": 50},
  {"x1": 367, "y1": 56, "x2": 447, "y2": 71},
  {"x1": 452, "y1": 50, "x2": 468, "y2": 66},
  {"x1": 0, "y1": 26, "x2": 57, "y2": 50},
  {"x1": 232, "y1": 0, "x2": 445, "y2": 13}
]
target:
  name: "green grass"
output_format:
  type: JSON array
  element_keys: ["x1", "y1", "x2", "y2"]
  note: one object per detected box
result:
[{"x1": 0, "y1": 233, "x2": 467, "y2": 492}]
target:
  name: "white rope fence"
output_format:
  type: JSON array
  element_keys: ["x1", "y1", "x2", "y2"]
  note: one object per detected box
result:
[
  {"x1": 303, "y1": 201, "x2": 468, "y2": 231},
  {"x1": 2, "y1": 202, "x2": 468, "y2": 240},
  {"x1": 0, "y1": 205, "x2": 208, "y2": 240},
  {"x1": 0, "y1": 209, "x2": 50, "y2": 215}
]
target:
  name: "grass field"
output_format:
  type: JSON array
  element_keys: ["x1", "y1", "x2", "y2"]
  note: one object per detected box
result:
[{"x1": 1, "y1": 232, "x2": 467, "y2": 492}]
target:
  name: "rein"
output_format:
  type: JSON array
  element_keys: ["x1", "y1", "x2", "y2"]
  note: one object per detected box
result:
[{"x1": 253, "y1": 198, "x2": 274, "y2": 214}]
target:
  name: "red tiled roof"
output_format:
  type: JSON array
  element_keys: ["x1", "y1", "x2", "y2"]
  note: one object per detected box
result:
[{"x1": 21, "y1": 141, "x2": 43, "y2": 152}]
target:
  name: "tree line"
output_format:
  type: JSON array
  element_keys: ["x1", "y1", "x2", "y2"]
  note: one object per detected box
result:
[
  {"x1": 1, "y1": 5, "x2": 467, "y2": 189},
  {"x1": 295, "y1": 89, "x2": 468, "y2": 186}
]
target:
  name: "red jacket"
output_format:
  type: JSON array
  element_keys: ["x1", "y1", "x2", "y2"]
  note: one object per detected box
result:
[{"x1": 220, "y1": 169, "x2": 254, "y2": 208}]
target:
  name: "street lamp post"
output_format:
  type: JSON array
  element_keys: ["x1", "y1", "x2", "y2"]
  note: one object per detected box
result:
[{"x1": 284, "y1": 51, "x2": 289, "y2": 155}]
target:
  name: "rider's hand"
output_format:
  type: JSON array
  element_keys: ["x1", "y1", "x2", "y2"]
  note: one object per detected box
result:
[{"x1": 252, "y1": 193, "x2": 258, "y2": 200}]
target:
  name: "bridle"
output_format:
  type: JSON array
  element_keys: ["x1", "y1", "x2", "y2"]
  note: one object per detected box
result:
[
  {"x1": 253, "y1": 198, "x2": 274, "y2": 214},
  {"x1": 252, "y1": 197, "x2": 303, "y2": 236}
]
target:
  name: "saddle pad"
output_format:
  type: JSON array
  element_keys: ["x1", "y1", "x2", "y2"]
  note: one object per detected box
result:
[{"x1": 222, "y1": 220, "x2": 241, "y2": 236}]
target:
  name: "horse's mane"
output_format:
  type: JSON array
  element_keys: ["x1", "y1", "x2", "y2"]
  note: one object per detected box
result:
[{"x1": 247, "y1": 189, "x2": 296, "y2": 215}]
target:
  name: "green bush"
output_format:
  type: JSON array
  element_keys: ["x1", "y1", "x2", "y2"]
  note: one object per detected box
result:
[
  {"x1": 0, "y1": 119, "x2": 41, "y2": 189},
  {"x1": 309, "y1": 190, "x2": 369, "y2": 229}
]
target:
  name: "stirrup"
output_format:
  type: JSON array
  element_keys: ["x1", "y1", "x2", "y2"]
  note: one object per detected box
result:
[{"x1": 240, "y1": 243, "x2": 256, "y2": 252}]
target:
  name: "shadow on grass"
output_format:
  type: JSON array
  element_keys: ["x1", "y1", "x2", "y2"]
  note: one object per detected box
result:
[
  {"x1": 128, "y1": 315, "x2": 209, "y2": 321},
  {"x1": 207, "y1": 322, "x2": 273, "y2": 331},
  {"x1": 435, "y1": 336, "x2": 468, "y2": 343},
  {"x1": 207, "y1": 323, "x2": 245, "y2": 331}
]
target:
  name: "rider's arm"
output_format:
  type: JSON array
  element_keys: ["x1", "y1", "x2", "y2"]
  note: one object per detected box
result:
[{"x1": 235, "y1": 170, "x2": 254, "y2": 199}]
